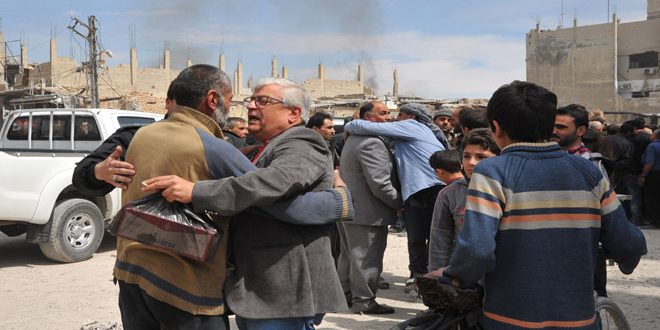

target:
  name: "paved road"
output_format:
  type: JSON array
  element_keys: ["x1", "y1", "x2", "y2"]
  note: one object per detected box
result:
[{"x1": 1, "y1": 228, "x2": 658, "y2": 329}]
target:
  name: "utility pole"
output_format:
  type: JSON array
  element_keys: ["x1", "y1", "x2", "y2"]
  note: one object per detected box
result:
[{"x1": 68, "y1": 16, "x2": 100, "y2": 108}]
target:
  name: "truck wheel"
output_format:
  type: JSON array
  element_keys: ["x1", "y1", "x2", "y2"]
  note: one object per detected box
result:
[{"x1": 39, "y1": 199, "x2": 105, "y2": 263}]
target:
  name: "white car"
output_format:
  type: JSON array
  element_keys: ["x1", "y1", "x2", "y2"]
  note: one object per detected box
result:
[{"x1": 0, "y1": 108, "x2": 163, "y2": 262}]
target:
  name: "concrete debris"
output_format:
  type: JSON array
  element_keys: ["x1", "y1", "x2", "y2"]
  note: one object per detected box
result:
[{"x1": 80, "y1": 321, "x2": 123, "y2": 330}]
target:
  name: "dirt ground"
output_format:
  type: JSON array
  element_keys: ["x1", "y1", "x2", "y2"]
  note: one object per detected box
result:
[{"x1": 1, "y1": 228, "x2": 658, "y2": 330}]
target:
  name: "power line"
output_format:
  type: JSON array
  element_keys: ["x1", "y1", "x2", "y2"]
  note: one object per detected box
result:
[{"x1": 68, "y1": 15, "x2": 100, "y2": 108}]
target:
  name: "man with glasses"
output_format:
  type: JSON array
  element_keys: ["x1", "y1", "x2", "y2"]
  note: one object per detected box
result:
[
  {"x1": 144, "y1": 78, "x2": 347, "y2": 329},
  {"x1": 112, "y1": 67, "x2": 350, "y2": 330}
]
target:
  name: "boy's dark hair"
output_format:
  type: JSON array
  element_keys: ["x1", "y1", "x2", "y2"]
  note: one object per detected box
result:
[
  {"x1": 557, "y1": 104, "x2": 588, "y2": 129},
  {"x1": 464, "y1": 128, "x2": 501, "y2": 155},
  {"x1": 606, "y1": 124, "x2": 620, "y2": 135},
  {"x1": 428, "y1": 150, "x2": 462, "y2": 173},
  {"x1": 487, "y1": 81, "x2": 557, "y2": 142},
  {"x1": 458, "y1": 106, "x2": 489, "y2": 130},
  {"x1": 619, "y1": 122, "x2": 635, "y2": 137},
  {"x1": 629, "y1": 118, "x2": 646, "y2": 129},
  {"x1": 306, "y1": 111, "x2": 332, "y2": 129}
]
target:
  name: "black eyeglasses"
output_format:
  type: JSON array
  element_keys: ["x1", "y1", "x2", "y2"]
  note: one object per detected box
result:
[{"x1": 243, "y1": 95, "x2": 284, "y2": 108}]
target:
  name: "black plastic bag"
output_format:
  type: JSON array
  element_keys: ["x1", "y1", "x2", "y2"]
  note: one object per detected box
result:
[{"x1": 109, "y1": 193, "x2": 222, "y2": 262}]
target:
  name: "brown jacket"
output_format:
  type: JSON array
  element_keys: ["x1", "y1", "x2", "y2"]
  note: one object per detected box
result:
[{"x1": 114, "y1": 106, "x2": 230, "y2": 315}]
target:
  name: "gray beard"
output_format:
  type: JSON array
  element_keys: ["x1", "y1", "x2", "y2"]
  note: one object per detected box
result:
[{"x1": 211, "y1": 108, "x2": 229, "y2": 127}]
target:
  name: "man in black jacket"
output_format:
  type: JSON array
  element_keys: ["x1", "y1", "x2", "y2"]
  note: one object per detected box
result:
[
  {"x1": 222, "y1": 117, "x2": 248, "y2": 149},
  {"x1": 72, "y1": 85, "x2": 178, "y2": 195}
]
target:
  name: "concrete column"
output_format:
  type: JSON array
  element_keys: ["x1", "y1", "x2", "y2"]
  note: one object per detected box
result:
[
  {"x1": 612, "y1": 13, "x2": 619, "y2": 111},
  {"x1": 282, "y1": 66, "x2": 288, "y2": 79},
  {"x1": 247, "y1": 75, "x2": 254, "y2": 89},
  {"x1": 271, "y1": 57, "x2": 278, "y2": 78},
  {"x1": 0, "y1": 31, "x2": 7, "y2": 87},
  {"x1": 20, "y1": 43, "x2": 27, "y2": 69},
  {"x1": 571, "y1": 18, "x2": 577, "y2": 103},
  {"x1": 648, "y1": 0, "x2": 660, "y2": 19},
  {"x1": 49, "y1": 38, "x2": 57, "y2": 86},
  {"x1": 393, "y1": 68, "x2": 399, "y2": 97},
  {"x1": 357, "y1": 63, "x2": 364, "y2": 82},
  {"x1": 164, "y1": 49, "x2": 171, "y2": 82},
  {"x1": 233, "y1": 70, "x2": 239, "y2": 95},
  {"x1": 187, "y1": 59, "x2": 192, "y2": 67},
  {"x1": 237, "y1": 62, "x2": 243, "y2": 95},
  {"x1": 318, "y1": 64, "x2": 325, "y2": 97},
  {"x1": 357, "y1": 63, "x2": 364, "y2": 90},
  {"x1": 219, "y1": 53, "x2": 226, "y2": 72},
  {"x1": 130, "y1": 47, "x2": 138, "y2": 86},
  {"x1": 318, "y1": 63, "x2": 325, "y2": 80}
]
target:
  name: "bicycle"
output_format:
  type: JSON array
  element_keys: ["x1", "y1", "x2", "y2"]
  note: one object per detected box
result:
[
  {"x1": 390, "y1": 275, "x2": 483, "y2": 330},
  {"x1": 595, "y1": 296, "x2": 630, "y2": 330},
  {"x1": 393, "y1": 273, "x2": 631, "y2": 330}
]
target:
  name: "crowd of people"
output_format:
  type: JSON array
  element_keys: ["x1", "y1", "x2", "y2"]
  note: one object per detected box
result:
[{"x1": 71, "y1": 64, "x2": 652, "y2": 330}]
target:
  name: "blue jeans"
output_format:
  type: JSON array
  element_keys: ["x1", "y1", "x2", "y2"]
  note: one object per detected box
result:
[{"x1": 235, "y1": 315, "x2": 320, "y2": 330}]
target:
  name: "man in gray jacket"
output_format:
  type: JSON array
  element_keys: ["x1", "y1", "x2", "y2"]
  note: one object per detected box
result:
[
  {"x1": 339, "y1": 101, "x2": 402, "y2": 314},
  {"x1": 142, "y1": 78, "x2": 347, "y2": 329}
]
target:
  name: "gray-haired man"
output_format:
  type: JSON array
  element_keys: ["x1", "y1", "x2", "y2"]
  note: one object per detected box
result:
[{"x1": 144, "y1": 78, "x2": 348, "y2": 329}]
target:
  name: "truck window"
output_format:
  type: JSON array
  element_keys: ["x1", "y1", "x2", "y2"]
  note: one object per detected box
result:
[
  {"x1": 117, "y1": 116, "x2": 156, "y2": 127},
  {"x1": 40, "y1": 115, "x2": 71, "y2": 141},
  {"x1": 6, "y1": 115, "x2": 72, "y2": 141},
  {"x1": 74, "y1": 116, "x2": 101, "y2": 141},
  {"x1": 7, "y1": 117, "x2": 30, "y2": 140}
]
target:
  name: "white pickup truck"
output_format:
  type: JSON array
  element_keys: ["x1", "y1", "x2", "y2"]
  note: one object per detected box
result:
[{"x1": 0, "y1": 108, "x2": 163, "y2": 262}]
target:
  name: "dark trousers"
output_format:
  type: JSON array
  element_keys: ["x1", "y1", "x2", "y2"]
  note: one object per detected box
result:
[
  {"x1": 643, "y1": 170, "x2": 660, "y2": 225},
  {"x1": 118, "y1": 280, "x2": 228, "y2": 330},
  {"x1": 330, "y1": 223, "x2": 341, "y2": 266},
  {"x1": 594, "y1": 248, "x2": 608, "y2": 297},
  {"x1": 621, "y1": 174, "x2": 644, "y2": 223},
  {"x1": 402, "y1": 184, "x2": 444, "y2": 277}
]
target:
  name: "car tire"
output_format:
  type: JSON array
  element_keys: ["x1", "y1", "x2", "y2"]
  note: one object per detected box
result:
[{"x1": 39, "y1": 199, "x2": 105, "y2": 263}]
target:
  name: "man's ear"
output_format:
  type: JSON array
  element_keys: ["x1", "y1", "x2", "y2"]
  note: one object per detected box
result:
[
  {"x1": 289, "y1": 107, "x2": 302, "y2": 124},
  {"x1": 576, "y1": 126, "x2": 587, "y2": 138},
  {"x1": 204, "y1": 90, "x2": 220, "y2": 112}
]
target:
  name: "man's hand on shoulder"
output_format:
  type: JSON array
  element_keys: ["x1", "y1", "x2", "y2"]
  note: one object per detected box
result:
[
  {"x1": 94, "y1": 145, "x2": 135, "y2": 190},
  {"x1": 142, "y1": 175, "x2": 194, "y2": 203}
]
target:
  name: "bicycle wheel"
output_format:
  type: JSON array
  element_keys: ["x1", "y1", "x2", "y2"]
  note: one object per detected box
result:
[{"x1": 595, "y1": 297, "x2": 631, "y2": 330}]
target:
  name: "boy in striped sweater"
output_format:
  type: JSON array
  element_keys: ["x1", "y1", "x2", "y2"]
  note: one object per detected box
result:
[{"x1": 442, "y1": 81, "x2": 647, "y2": 329}]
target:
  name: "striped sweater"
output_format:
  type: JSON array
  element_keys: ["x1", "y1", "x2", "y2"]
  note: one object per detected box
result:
[{"x1": 445, "y1": 142, "x2": 647, "y2": 329}]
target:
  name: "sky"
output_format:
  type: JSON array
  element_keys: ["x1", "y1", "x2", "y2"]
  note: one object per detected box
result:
[{"x1": 0, "y1": 0, "x2": 649, "y2": 99}]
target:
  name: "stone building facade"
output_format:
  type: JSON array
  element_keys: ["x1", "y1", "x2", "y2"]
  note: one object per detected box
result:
[
  {"x1": 527, "y1": 0, "x2": 660, "y2": 114},
  {"x1": 1, "y1": 31, "x2": 372, "y2": 119}
]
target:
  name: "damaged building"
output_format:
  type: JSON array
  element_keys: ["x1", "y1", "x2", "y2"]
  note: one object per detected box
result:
[
  {"x1": 527, "y1": 0, "x2": 660, "y2": 120},
  {"x1": 0, "y1": 23, "x2": 380, "y2": 124}
]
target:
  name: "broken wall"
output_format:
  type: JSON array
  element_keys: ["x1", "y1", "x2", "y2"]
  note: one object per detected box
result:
[{"x1": 526, "y1": 21, "x2": 617, "y2": 111}]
